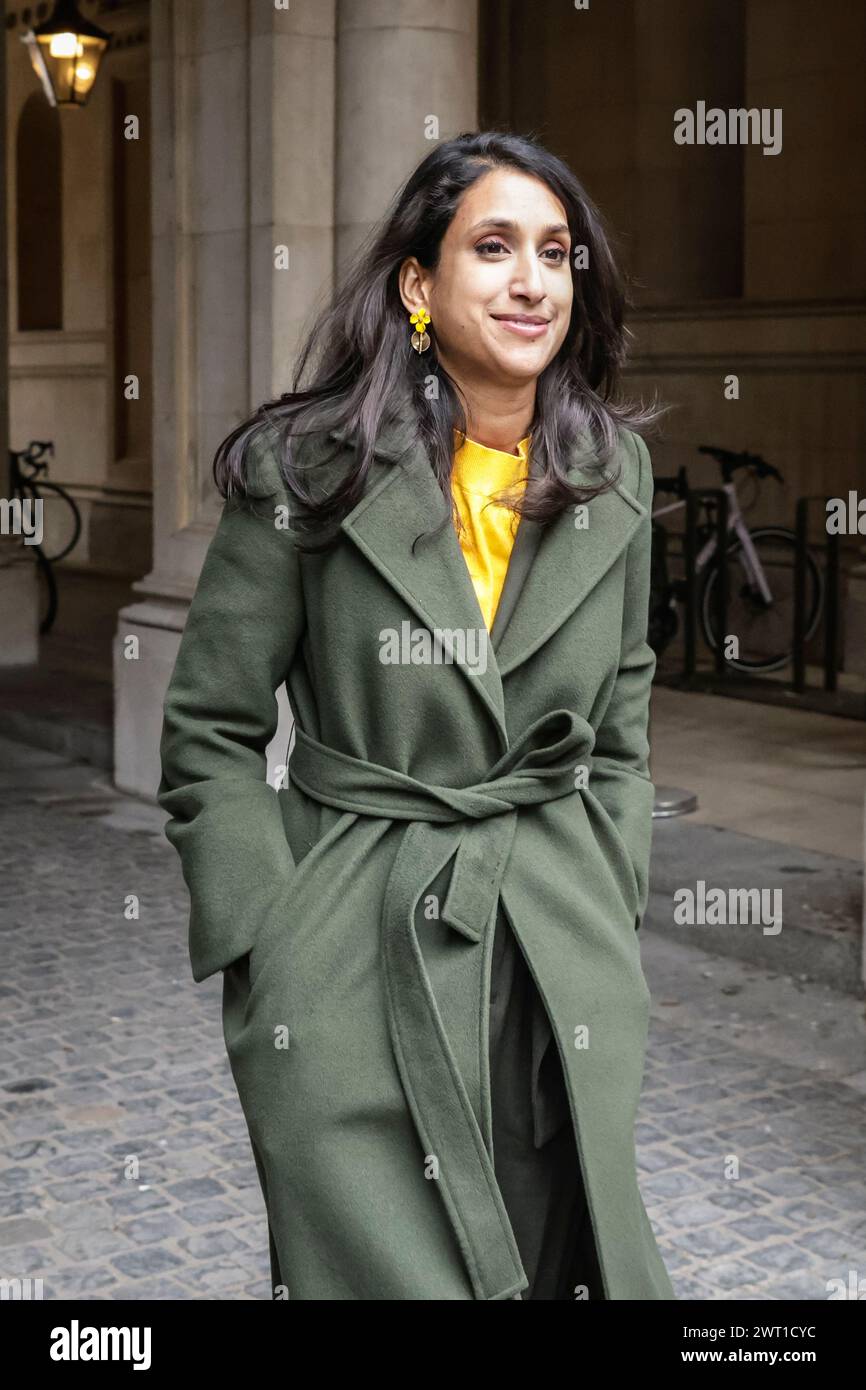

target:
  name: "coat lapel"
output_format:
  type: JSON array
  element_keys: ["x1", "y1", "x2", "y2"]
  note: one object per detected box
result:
[
  {"x1": 493, "y1": 455, "x2": 647, "y2": 676},
  {"x1": 336, "y1": 419, "x2": 508, "y2": 741},
  {"x1": 334, "y1": 413, "x2": 646, "y2": 734}
]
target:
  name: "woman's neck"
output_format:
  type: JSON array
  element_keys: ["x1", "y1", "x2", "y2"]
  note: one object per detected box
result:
[{"x1": 452, "y1": 377, "x2": 535, "y2": 455}]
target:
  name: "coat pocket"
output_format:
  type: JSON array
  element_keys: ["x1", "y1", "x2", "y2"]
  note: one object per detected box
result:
[
  {"x1": 241, "y1": 808, "x2": 360, "y2": 1020},
  {"x1": 247, "y1": 904, "x2": 292, "y2": 998}
]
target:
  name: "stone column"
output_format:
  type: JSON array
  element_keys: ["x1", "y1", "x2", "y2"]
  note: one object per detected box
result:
[
  {"x1": 114, "y1": 0, "x2": 479, "y2": 798},
  {"x1": 114, "y1": 0, "x2": 336, "y2": 796},
  {"x1": 632, "y1": 0, "x2": 745, "y2": 303},
  {"x1": 0, "y1": 0, "x2": 6, "y2": 493},
  {"x1": 335, "y1": 0, "x2": 478, "y2": 269},
  {"x1": 0, "y1": 0, "x2": 39, "y2": 663}
]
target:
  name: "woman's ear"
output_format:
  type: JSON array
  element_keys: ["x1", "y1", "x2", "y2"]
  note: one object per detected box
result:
[{"x1": 398, "y1": 257, "x2": 428, "y2": 315}]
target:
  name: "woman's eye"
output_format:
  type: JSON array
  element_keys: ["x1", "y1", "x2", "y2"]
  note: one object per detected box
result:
[{"x1": 474, "y1": 239, "x2": 568, "y2": 263}]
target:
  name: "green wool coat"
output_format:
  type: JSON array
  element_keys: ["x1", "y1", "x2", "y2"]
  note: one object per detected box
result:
[{"x1": 157, "y1": 409, "x2": 676, "y2": 1302}]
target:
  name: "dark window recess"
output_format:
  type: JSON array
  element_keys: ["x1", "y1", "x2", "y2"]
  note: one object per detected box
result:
[{"x1": 16, "y1": 91, "x2": 63, "y2": 330}]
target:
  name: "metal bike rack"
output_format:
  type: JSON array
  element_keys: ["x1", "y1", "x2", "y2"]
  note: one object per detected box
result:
[
  {"x1": 648, "y1": 478, "x2": 727, "y2": 820},
  {"x1": 682, "y1": 486, "x2": 730, "y2": 680},
  {"x1": 661, "y1": 484, "x2": 861, "y2": 719},
  {"x1": 793, "y1": 495, "x2": 840, "y2": 696}
]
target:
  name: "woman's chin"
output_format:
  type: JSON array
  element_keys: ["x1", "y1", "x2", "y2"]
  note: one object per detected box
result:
[{"x1": 488, "y1": 344, "x2": 554, "y2": 385}]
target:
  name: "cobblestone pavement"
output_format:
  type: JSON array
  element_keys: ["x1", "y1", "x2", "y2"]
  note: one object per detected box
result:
[{"x1": 1, "y1": 738, "x2": 864, "y2": 1301}]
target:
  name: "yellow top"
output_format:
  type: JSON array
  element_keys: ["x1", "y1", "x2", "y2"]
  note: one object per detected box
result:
[{"x1": 451, "y1": 432, "x2": 531, "y2": 631}]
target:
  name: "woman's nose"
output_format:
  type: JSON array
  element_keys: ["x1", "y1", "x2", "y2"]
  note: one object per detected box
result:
[{"x1": 510, "y1": 253, "x2": 545, "y2": 301}]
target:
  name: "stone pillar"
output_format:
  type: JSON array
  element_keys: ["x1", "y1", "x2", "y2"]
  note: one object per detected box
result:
[
  {"x1": 0, "y1": 0, "x2": 6, "y2": 495},
  {"x1": 632, "y1": 0, "x2": 745, "y2": 303},
  {"x1": 335, "y1": 0, "x2": 478, "y2": 269},
  {"x1": 745, "y1": 0, "x2": 866, "y2": 300},
  {"x1": 114, "y1": 0, "x2": 337, "y2": 797},
  {"x1": 115, "y1": 0, "x2": 480, "y2": 799},
  {"x1": 0, "y1": 0, "x2": 39, "y2": 661}
]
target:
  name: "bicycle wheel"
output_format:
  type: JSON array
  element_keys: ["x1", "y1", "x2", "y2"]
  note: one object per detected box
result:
[
  {"x1": 34, "y1": 545, "x2": 58, "y2": 633},
  {"x1": 699, "y1": 526, "x2": 823, "y2": 672},
  {"x1": 21, "y1": 480, "x2": 82, "y2": 562}
]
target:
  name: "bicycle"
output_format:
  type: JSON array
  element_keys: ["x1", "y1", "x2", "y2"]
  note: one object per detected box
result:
[
  {"x1": 1, "y1": 440, "x2": 82, "y2": 634},
  {"x1": 649, "y1": 445, "x2": 823, "y2": 673}
]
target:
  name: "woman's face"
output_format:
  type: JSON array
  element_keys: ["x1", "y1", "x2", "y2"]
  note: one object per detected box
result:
[{"x1": 400, "y1": 167, "x2": 574, "y2": 392}]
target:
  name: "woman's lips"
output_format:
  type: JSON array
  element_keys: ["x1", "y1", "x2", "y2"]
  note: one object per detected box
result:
[{"x1": 491, "y1": 314, "x2": 551, "y2": 339}]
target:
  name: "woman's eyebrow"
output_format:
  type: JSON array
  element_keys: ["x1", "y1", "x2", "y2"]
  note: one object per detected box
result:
[{"x1": 467, "y1": 217, "x2": 570, "y2": 238}]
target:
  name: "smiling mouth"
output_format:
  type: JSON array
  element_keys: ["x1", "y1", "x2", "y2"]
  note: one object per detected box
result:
[{"x1": 491, "y1": 314, "x2": 552, "y2": 338}]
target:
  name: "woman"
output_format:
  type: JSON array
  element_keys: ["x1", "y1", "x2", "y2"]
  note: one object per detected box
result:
[{"x1": 158, "y1": 130, "x2": 675, "y2": 1301}]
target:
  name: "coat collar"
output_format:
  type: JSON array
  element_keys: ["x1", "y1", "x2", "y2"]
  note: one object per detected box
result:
[{"x1": 331, "y1": 409, "x2": 646, "y2": 744}]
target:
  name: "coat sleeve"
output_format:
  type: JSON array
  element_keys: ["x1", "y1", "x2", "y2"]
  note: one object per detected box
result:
[
  {"x1": 157, "y1": 426, "x2": 305, "y2": 982},
  {"x1": 589, "y1": 428, "x2": 657, "y2": 929}
]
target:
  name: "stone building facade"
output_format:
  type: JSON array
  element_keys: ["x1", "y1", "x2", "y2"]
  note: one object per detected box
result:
[{"x1": 3, "y1": 0, "x2": 864, "y2": 797}]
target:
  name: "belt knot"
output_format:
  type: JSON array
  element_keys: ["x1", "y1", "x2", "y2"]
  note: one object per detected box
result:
[{"x1": 288, "y1": 706, "x2": 595, "y2": 941}]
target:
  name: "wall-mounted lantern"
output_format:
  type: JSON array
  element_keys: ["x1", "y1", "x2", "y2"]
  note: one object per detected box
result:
[{"x1": 21, "y1": 0, "x2": 112, "y2": 109}]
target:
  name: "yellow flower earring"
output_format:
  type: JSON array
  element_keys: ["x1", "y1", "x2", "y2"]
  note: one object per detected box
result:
[{"x1": 409, "y1": 308, "x2": 431, "y2": 353}]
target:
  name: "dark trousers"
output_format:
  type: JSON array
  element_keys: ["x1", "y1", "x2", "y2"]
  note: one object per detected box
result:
[{"x1": 488, "y1": 912, "x2": 605, "y2": 1301}]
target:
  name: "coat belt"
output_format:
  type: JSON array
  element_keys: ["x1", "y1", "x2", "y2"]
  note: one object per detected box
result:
[{"x1": 288, "y1": 708, "x2": 596, "y2": 1300}]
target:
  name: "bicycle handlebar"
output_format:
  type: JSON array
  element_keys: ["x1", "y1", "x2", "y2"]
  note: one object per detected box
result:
[
  {"x1": 698, "y1": 444, "x2": 783, "y2": 484},
  {"x1": 9, "y1": 441, "x2": 54, "y2": 475},
  {"x1": 22, "y1": 441, "x2": 55, "y2": 461}
]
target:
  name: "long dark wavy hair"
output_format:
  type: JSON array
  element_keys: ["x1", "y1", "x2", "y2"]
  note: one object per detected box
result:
[{"x1": 213, "y1": 130, "x2": 660, "y2": 551}]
